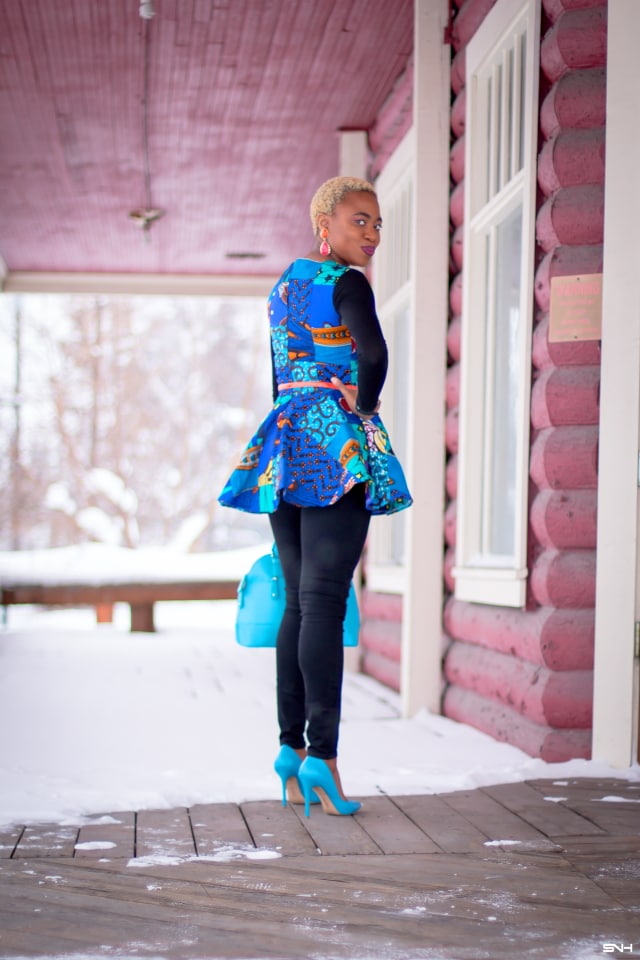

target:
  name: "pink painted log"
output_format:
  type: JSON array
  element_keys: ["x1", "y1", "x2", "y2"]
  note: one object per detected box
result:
[
  {"x1": 451, "y1": 90, "x2": 466, "y2": 138},
  {"x1": 451, "y1": 224, "x2": 464, "y2": 270},
  {"x1": 530, "y1": 365, "x2": 600, "y2": 428},
  {"x1": 536, "y1": 185, "x2": 604, "y2": 252},
  {"x1": 539, "y1": 607, "x2": 595, "y2": 670},
  {"x1": 532, "y1": 314, "x2": 601, "y2": 371},
  {"x1": 360, "y1": 618, "x2": 401, "y2": 662},
  {"x1": 530, "y1": 425, "x2": 599, "y2": 490},
  {"x1": 362, "y1": 649, "x2": 400, "y2": 693},
  {"x1": 444, "y1": 546, "x2": 456, "y2": 593},
  {"x1": 538, "y1": 128, "x2": 605, "y2": 196},
  {"x1": 446, "y1": 362, "x2": 460, "y2": 409},
  {"x1": 452, "y1": 0, "x2": 498, "y2": 52},
  {"x1": 444, "y1": 641, "x2": 593, "y2": 727},
  {"x1": 443, "y1": 685, "x2": 591, "y2": 760},
  {"x1": 444, "y1": 596, "x2": 595, "y2": 670},
  {"x1": 530, "y1": 548, "x2": 596, "y2": 608},
  {"x1": 445, "y1": 454, "x2": 458, "y2": 499},
  {"x1": 361, "y1": 589, "x2": 403, "y2": 622},
  {"x1": 369, "y1": 62, "x2": 414, "y2": 179},
  {"x1": 543, "y1": 0, "x2": 606, "y2": 25},
  {"x1": 451, "y1": 47, "x2": 466, "y2": 95},
  {"x1": 450, "y1": 272, "x2": 463, "y2": 315},
  {"x1": 369, "y1": 60, "x2": 414, "y2": 155},
  {"x1": 445, "y1": 406, "x2": 459, "y2": 455},
  {"x1": 540, "y1": 68, "x2": 606, "y2": 138},
  {"x1": 447, "y1": 315, "x2": 462, "y2": 363},
  {"x1": 534, "y1": 244, "x2": 603, "y2": 311},
  {"x1": 450, "y1": 179, "x2": 465, "y2": 227},
  {"x1": 530, "y1": 488, "x2": 597, "y2": 549},
  {"x1": 450, "y1": 134, "x2": 465, "y2": 183},
  {"x1": 444, "y1": 500, "x2": 457, "y2": 548},
  {"x1": 541, "y1": 8, "x2": 607, "y2": 84}
]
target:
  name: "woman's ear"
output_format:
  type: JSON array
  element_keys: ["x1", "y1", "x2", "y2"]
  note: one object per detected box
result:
[{"x1": 316, "y1": 213, "x2": 330, "y2": 236}]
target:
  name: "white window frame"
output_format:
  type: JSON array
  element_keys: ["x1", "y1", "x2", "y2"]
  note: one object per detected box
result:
[
  {"x1": 454, "y1": 0, "x2": 540, "y2": 607},
  {"x1": 368, "y1": 129, "x2": 414, "y2": 594}
]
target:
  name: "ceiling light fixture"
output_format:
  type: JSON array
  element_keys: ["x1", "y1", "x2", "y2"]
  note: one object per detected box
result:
[{"x1": 128, "y1": 3, "x2": 164, "y2": 239}]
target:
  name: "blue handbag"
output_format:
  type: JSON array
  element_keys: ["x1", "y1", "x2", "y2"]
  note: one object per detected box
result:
[{"x1": 235, "y1": 544, "x2": 360, "y2": 648}]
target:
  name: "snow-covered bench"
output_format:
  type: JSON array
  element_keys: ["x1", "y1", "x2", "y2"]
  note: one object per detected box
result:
[
  {"x1": 1, "y1": 579, "x2": 239, "y2": 632},
  {"x1": 0, "y1": 543, "x2": 267, "y2": 632}
]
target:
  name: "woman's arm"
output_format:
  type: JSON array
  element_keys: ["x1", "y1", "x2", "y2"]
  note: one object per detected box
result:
[{"x1": 332, "y1": 269, "x2": 388, "y2": 416}]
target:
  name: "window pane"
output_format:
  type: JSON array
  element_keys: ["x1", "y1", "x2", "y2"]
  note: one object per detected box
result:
[{"x1": 488, "y1": 204, "x2": 522, "y2": 558}]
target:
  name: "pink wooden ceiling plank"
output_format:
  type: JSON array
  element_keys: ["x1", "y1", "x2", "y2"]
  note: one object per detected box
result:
[
  {"x1": 0, "y1": 0, "x2": 413, "y2": 277},
  {"x1": 194, "y1": 0, "x2": 214, "y2": 24},
  {"x1": 174, "y1": 0, "x2": 196, "y2": 47}
]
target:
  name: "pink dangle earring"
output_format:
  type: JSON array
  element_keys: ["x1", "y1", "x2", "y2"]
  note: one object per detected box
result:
[{"x1": 319, "y1": 227, "x2": 331, "y2": 257}]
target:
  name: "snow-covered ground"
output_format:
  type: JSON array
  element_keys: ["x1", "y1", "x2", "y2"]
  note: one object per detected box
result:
[{"x1": 0, "y1": 545, "x2": 638, "y2": 830}]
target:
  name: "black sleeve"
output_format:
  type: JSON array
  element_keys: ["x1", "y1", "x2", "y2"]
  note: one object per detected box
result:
[
  {"x1": 271, "y1": 341, "x2": 278, "y2": 402},
  {"x1": 333, "y1": 269, "x2": 388, "y2": 415}
]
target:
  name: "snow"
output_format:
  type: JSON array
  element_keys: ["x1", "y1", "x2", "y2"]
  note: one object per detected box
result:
[
  {"x1": 0, "y1": 545, "x2": 639, "y2": 829},
  {"x1": 0, "y1": 543, "x2": 267, "y2": 586}
]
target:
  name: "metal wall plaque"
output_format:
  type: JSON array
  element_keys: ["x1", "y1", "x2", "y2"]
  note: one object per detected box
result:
[{"x1": 549, "y1": 273, "x2": 603, "y2": 342}]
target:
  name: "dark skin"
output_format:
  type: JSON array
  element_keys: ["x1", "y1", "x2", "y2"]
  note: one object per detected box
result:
[{"x1": 307, "y1": 190, "x2": 383, "y2": 420}]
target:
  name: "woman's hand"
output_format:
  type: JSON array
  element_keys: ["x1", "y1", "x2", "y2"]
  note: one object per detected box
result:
[{"x1": 330, "y1": 377, "x2": 379, "y2": 419}]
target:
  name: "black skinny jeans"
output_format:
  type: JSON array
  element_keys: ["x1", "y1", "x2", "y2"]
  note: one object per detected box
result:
[{"x1": 268, "y1": 484, "x2": 371, "y2": 759}]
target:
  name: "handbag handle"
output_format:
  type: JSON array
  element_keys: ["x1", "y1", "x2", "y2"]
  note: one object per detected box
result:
[{"x1": 268, "y1": 545, "x2": 281, "y2": 600}]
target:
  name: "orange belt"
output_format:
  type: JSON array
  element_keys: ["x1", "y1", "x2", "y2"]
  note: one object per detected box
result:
[{"x1": 278, "y1": 380, "x2": 354, "y2": 391}]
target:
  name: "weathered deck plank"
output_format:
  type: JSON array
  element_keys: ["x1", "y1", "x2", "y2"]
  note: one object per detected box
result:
[
  {"x1": 353, "y1": 794, "x2": 439, "y2": 854},
  {"x1": 1, "y1": 843, "x2": 637, "y2": 960},
  {"x1": 12, "y1": 823, "x2": 78, "y2": 859},
  {"x1": 482, "y1": 781, "x2": 605, "y2": 838},
  {"x1": 136, "y1": 807, "x2": 196, "y2": 859},
  {"x1": 74, "y1": 811, "x2": 135, "y2": 859},
  {"x1": 557, "y1": 834, "x2": 640, "y2": 907},
  {"x1": 289, "y1": 800, "x2": 383, "y2": 856},
  {"x1": 443, "y1": 787, "x2": 557, "y2": 848},
  {"x1": 1, "y1": 779, "x2": 639, "y2": 959},
  {"x1": 0, "y1": 826, "x2": 22, "y2": 859},
  {"x1": 390, "y1": 793, "x2": 490, "y2": 853},
  {"x1": 564, "y1": 797, "x2": 640, "y2": 835},
  {"x1": 189, "y1": 801, "x2": 254, "y2": 856},
  {"x1": 240, "y1": 799, "x2": 318, "y2": 856}
]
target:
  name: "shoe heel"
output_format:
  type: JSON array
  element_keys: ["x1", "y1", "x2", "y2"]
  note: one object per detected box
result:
[
  {"x1": 274, "y1": 745, "x2": 319, "y2": 808},
  {"x1": 274, "y1": 745, "x2": 300, "y2": 808},
  {"x1": 298, "y1": 757, "x2": 361, "y2": 817}
]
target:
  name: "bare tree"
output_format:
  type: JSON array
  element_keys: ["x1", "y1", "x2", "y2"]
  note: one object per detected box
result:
[{"x1": 0, "y1": 293, "x2": 270, "y2": 551}]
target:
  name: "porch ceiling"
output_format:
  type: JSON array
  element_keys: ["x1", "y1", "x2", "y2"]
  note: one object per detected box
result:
[{"x1": 0, "y1": 0, "x2": 413, "y2": 286}]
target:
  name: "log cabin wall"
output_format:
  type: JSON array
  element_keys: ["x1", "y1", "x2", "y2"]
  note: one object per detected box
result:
[{"x1": 442, "y1": 0, "x2": 607, "y2": 760}]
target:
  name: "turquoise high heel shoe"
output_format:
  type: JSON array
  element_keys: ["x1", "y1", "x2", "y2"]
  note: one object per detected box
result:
[
  {"x1": 273, "y1": 745, "x2": 319, "y2": 807},
  {"x1": 298, "y1": 756, "x2": 361, "y2": 817}
]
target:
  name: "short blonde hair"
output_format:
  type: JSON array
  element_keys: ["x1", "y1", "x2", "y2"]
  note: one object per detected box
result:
[{"x1": 309, "y1": 176, "x2": 376, "y2": 235}]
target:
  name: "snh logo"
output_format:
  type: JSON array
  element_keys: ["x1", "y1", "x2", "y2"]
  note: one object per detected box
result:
[{"x1": 603, "y1": 946, "x2": 635, "y2": 954}]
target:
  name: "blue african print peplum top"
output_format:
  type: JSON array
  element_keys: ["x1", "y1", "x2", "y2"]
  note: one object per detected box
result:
[{"x1": 218, "y1": 258, "x2": 412, "y2": 516}]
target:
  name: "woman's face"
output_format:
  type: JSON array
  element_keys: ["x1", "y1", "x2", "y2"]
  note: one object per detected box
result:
[{"x1": 319, "y1": 191, "x2": 382, "y2": 268}]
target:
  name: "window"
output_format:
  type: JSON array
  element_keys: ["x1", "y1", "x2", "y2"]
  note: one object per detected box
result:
[
  {"x1": 454, "y1": 0, "x2": 540, "y2": 607},
  {"x1": 368, "y1": 130, "x2": 414, "y2": 593}
]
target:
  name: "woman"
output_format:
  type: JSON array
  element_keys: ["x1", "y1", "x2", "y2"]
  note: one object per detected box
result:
[{"x1": 219, "y1": 176, "x2": 412, "y2": 816}]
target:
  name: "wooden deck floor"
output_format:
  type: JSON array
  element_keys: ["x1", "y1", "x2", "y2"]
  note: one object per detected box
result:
[{"x1": 1, "y1": 777, "x2": 639, "y2": 959}]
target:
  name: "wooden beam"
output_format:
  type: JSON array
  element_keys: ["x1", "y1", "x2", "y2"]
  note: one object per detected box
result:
[
  {"x1": 1, "y1": 272, "x2": 277, "y2": 298},
  {"x1": 401, "y1": 0, "x2": 451, "y2": 716},
  {"x1": 592, "y1": 0, "x2": 640, "y2": 767},
  {"x1": 1, "y1": 581, "x2": 239, "y2": 606}
]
